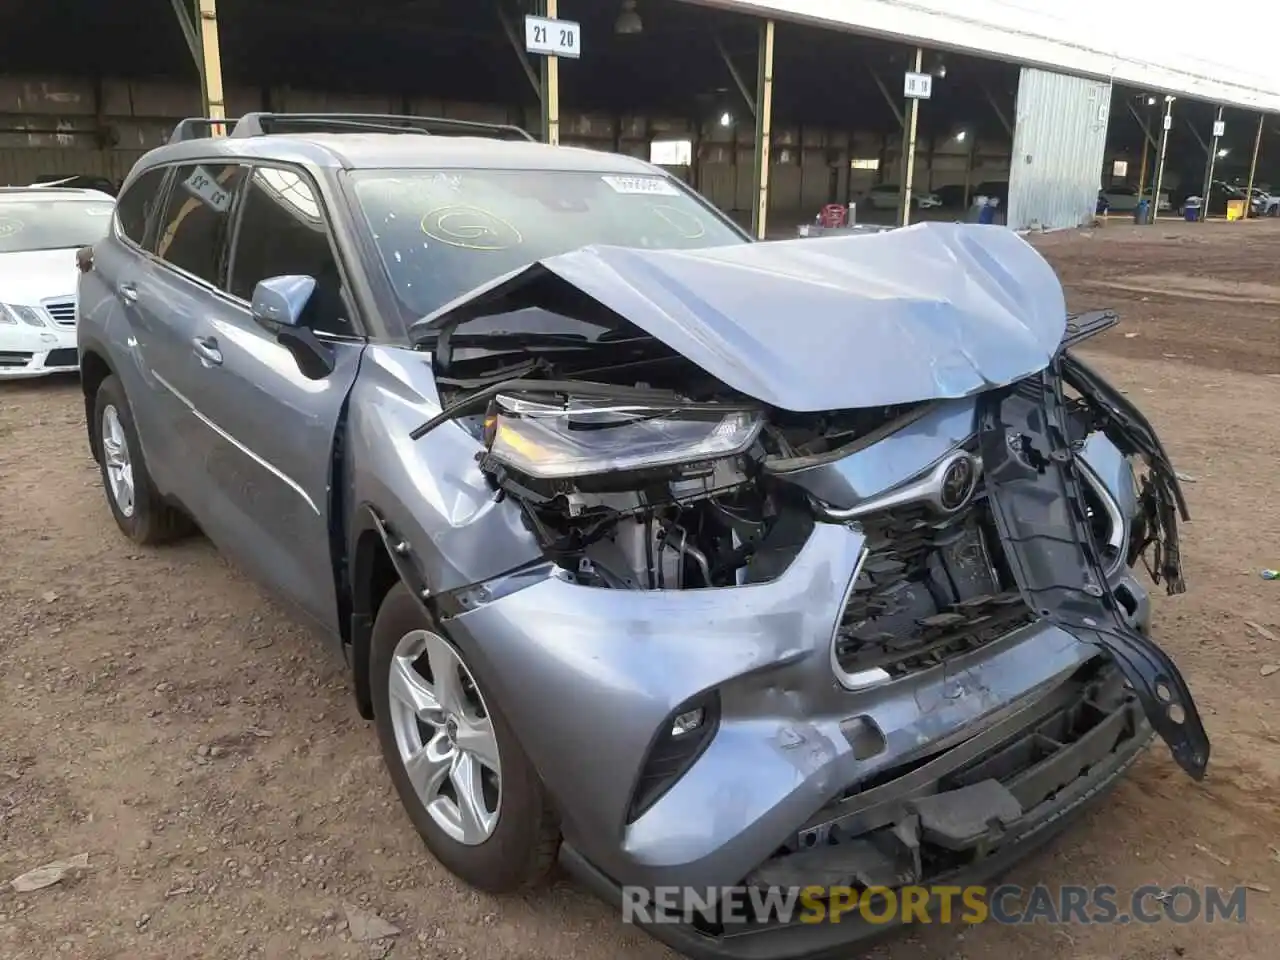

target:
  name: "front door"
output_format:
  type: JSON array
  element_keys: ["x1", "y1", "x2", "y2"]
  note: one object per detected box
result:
[
  {"x1": 180, "y1": 163, "x2": 365, "y2": 636},
  {"x1": 131, "y1": 161, "x2": 248, "y2": 509}
]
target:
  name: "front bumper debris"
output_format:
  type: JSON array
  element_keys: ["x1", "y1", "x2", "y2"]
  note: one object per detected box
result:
[
  {"x1": 560, "y1": 660, "x2": 1151, "y2": 960},
  {"x1": 979, "y1": 360, "x2": 1208, "y2": 779}
]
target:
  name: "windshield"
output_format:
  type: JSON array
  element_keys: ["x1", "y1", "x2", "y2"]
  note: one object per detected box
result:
[
  {"x1": 350, "y1": 168, "x2": 746, "y2": 321},
  {"x1": 0, "y1": 198, "x2": 114, "y2": 253}
]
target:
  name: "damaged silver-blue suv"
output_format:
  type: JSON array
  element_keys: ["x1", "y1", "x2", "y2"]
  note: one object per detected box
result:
[{"x1": 75, "y1": 112, "x2": 1208, "y2": 960}]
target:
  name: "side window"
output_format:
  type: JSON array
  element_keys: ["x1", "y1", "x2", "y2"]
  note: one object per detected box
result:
[
  {"x1": 115, "y1": 167, "x2": 169, "y2": 248},
  {"x1": 154, "y1": 162, "x2": 246, "y2": 285},
  {"x1": 228, "y1": 166, "x2": 351, "y2": 336}
]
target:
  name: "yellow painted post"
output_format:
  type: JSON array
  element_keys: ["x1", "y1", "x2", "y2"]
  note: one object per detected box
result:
[
  {"x1": 752, "y1": 20, "x2": 775, "y2": 240},
  {"x1": 542, "y1": 0, "x2": 560, "y2": 145},
  {"x1": 196, "y1": 0, "x2": 226, "y2": 135}
]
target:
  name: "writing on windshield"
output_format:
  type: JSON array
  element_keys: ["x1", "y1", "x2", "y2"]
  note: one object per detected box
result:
[{"x1": 351, "y1": 168, "x2": 744, "y2": 320}]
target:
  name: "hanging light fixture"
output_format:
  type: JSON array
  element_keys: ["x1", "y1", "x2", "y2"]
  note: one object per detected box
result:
[{"x1": 615, "y1": 0, "x2": 643, "y2": 35}]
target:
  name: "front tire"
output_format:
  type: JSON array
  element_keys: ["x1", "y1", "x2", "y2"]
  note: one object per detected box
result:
[
  {"x1": 92, "y1": 374, "x2": 191, "y2": 544},
  {"x1": 370, "y1": 583, "x2": 559, "y2": 893}
]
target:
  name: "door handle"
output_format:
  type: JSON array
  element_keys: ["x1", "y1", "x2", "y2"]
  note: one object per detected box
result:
[
  {"x1": 118, "y1": 282, "x2": 138, "y2": 304},
  {"x1": 192, "y1": 336, "x2": 223, "y2": 367}
]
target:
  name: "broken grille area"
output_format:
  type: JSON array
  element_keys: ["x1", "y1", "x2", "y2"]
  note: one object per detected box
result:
[
  {"x1": 834, "y1": 482, "x2": 1034, "y2": 679},
  {"x1": 673, "y1": 664, "x2": 1141, "y2": 936}
]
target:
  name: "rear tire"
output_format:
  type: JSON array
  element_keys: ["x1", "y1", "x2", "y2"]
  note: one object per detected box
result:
[
  {"x1": 370, "y1": 583, "x2": 559, "y2": 893},
  {"x1": 92, "y1": 374, "x2": 191, "y2": 545}
]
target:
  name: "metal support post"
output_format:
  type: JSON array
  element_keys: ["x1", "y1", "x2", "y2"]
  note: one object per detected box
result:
[
  {"x1": 540, "y1": 0, "x2": 560, "y2": 145},
  {"x1": 901, "y1": 47, "x2": 923, "y2": 227},
  {"x1": 1151, "y1": 97, "x2": 1173, "y2": 222},
  {"x1": 1244, "y1": 114, "x2": 1264, "y2": 222},
  {"x1": 962, "y1": 134, "x2": 975, "y2": 209},
  {"x1": 751, "y1": 19, "x2": 775, "y2": 240},
  {"x1": 1201, "y1": 105, "x2": 1224, "y2": 219},
  {"x1": 1136, "y1": 123, "x2": 1150, "y2": 199},
  {"x1": 196, "y1": 0, "x2": 226, "y2": 134}
]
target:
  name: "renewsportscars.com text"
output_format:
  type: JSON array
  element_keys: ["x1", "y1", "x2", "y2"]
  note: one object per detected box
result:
[{"x1": 621, "y1": 883, "x2": 1250, "y2": 926}]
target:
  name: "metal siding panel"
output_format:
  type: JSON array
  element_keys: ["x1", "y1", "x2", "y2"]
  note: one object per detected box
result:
[
  {"x1": 0, "y1": 147, "x2": 136, "y2": 186},
  {"x1": 1007, "y1": 68, "x2": 1110, "y2": 232}
]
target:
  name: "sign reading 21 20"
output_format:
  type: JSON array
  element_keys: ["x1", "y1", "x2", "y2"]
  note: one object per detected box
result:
[{"x1": 525, "y1": 15, "x2": 582, "y2": 59}]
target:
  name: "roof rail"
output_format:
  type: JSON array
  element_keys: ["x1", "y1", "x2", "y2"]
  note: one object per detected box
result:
[
  {"x1": 229, "y1": 112, "x2": 537, "y2": 142},
  {"x1": 169, "y1": 117, "x2": 235, "y2": 144}
]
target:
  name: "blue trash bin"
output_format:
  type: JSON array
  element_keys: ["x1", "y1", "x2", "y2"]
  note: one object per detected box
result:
[
  {"x1": 977, "y1": 199, "x2": 996, "y2": 225},
  {"x1": 1183, "y1": 198, "x2": 1202, "y2": 222},
  {"x1": 1134, "y1": 199, "x2": 1150, "y2": 224}
]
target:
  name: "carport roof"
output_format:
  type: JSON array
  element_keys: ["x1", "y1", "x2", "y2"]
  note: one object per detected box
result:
[{"x1": 683, "y1": 0, "x2": 1280, "y2": 112}]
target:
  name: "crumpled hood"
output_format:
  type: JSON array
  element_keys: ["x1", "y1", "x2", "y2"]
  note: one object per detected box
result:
[{"x1": 421, "y1": 221, "x2": 1068, "y2": 412}]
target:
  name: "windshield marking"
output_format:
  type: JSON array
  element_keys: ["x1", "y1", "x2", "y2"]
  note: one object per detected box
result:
[
  {"x1": 0, "y1": 217, "x2": 25, "y2": 238},
  {"x1": 648, "y1": 204, "x2": 706, "y2": 239},
  {"x1": 420, "y1": 205, "x2": 523, "y2": 251}
]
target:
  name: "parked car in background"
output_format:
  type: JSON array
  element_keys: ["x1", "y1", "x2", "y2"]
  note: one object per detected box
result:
[
  {"x1": 1100, "y1": 184, "x2": 1170, "y2": 212},
  {"x1": 1184, "y1": 180, "x2": 1264, "y2": 218},
  {"x1": 0, "y1": 186, "x2": 114, "y2": 378},
  {"x1": 30, "y1": 174, "x2": 119, "y2": 196},
  {"x1": 913, "y1": 187, "x2": 942, "y2": 209},
  {"x1": 76, "y1": 112, "x2": 1208, "y2": 960},
  {"x1": 932, "y1": 183, "x2": 971, "y2": 208},
  {"x1": 863, "y1": 183, "x2": 942, "y2": 210},
  {"x1": 1244, "y1": 187, "x2": 1280, "y2": 216}
]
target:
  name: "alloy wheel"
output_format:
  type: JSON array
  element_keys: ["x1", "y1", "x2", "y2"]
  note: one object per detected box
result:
[
  {"x1": 386, "y1": 629, "x2": 502, "y2": 845},
  {"x1": 101, "y1": 404, "x2": 136, "y2": 518}
]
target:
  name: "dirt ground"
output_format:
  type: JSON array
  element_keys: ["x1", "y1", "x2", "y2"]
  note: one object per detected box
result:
[{"x1": 2, "y1": 219, "x2": 1280, "y2": 960}]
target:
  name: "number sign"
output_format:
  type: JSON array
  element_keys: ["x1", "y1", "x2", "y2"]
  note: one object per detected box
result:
[{"x1": 525, "y1": 15, "x2": 581, "y2": 59}]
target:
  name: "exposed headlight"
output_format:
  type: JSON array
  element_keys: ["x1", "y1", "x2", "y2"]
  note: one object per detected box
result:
[
  {"x1": 0, "y1": 303, "x2": 47, "y2": 327},
  {"x1": 483, "y1": 393, "x2": 763, "y2": 480}
]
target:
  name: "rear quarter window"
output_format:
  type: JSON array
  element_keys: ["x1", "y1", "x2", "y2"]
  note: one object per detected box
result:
[{"x1": 116, "y1": 167, "x2": 170, "y2": 248}]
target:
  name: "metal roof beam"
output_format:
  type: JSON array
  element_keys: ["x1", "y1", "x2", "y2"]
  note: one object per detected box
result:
[
  {"x1": 496, "y1": 4, "x2": 542, "y2": 101},
  {"x1": 867, "y1": 67, "x2": 903, "y2": 129},
  {"x1": 714, "y1": 32, "x2": 757, "y2": 119},
  {"x1": 169, "y1": 0, "x2": 200, "y2": 70},
  {"x1": 1125, "y1": 101, "x2": 1159, "y2": 151},
  {"x1": 981, "y1": 84, "x2": 1012, "y2": 138},
  {"x1": 1183, "y1": 118, "x2": 1209, "y2": 157}
]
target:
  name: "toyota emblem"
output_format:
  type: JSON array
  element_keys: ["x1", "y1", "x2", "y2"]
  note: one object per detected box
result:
[{"x1": 939, "y1": 454, "x2": 978, "y2": 511}]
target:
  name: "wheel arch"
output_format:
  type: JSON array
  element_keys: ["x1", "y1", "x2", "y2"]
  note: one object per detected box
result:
[
  {"x1": 347, "y1": 505, "x2": 431, "y2": 720},
  {"x1": 79, "y1": 344, "x2": 115, "y2": 463}
]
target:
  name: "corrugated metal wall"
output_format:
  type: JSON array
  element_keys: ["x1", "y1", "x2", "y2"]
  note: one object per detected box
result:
[
  {"x1": 1006, "y1": 68, "x2": 1111, "y2": 231},
  {"x1": 1, "y1": 74, "x2": 1013, "y2": 234}
]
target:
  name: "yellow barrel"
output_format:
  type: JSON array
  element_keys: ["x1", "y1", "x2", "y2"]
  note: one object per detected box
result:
[{"x1": 1226, "y1": 198, "x2": 1246, "y2": 221}]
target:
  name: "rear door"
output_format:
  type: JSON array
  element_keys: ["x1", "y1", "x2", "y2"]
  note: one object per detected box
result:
[
  {"x1": 79, "y1": 165, "x2": 171, "y2": 458},
  {"x1": 181, "y1": 163, "x2": 364, "y2": 635}
]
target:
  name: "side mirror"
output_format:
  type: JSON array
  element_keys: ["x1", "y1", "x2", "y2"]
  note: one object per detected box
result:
[
  {"x1": 250, "y1": 275, "x2": 335, "y2": 380},
  {"x1": 250, "y1": 274, "x2": 315, "y2": 327}
]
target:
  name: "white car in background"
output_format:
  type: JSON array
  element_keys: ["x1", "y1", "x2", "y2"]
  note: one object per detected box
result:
[
  {"x1": 864, "y1": 183, "x2": 943, "y2": 210},
  {"x1": 0, "y1": 187, "x2": 114, "y2": 379},
  {"x1": 1101, "y1": 184, "x2": 1170, "y2": 212}
]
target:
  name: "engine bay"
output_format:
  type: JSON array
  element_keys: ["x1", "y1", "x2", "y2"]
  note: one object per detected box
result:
[{"x1": 404, "y1": 297, "x2": 1189, "y2": 612}]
